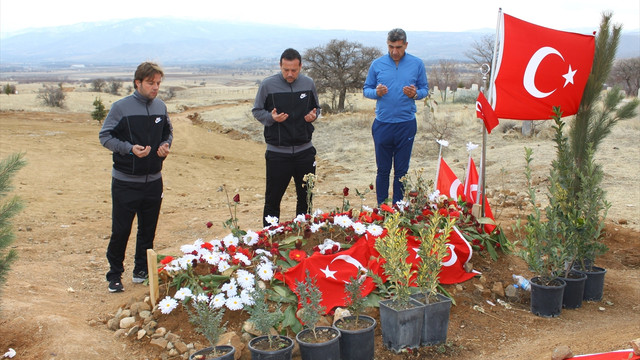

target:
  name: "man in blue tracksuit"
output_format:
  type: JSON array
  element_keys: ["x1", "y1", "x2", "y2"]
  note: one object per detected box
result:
[
  {"x1": 99, "y1": 62, "x2": 173, "y2": 293},
  {"x1": 363, "y1": 28, "x2": 429, "y2": 205},
  {"x1": 252, "y1": 48, "x2": 320, "y2": 227}
]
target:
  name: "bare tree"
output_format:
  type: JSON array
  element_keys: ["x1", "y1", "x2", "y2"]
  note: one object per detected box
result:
[
  {"x1": 608, "y1": 57, "x2": 640, "y2": 96},
  {"x1": 465, "y1": 34, "x2": 495, "y2": 68},
  {"x1": 91, "y1": 78, "x2": 106, "y2": 92},
  {"x1": 37, "y1": 83, "x2": 66, "y2": 108},
  {"x1": 304, "y1": 40, "x2": 382, "y2": 112},
  {"x1": 108, "y1": 78, "x2": 122, "y2": 95},
  {"x1": 428, "y1": 60, "x2": 460, "y2": 103}
]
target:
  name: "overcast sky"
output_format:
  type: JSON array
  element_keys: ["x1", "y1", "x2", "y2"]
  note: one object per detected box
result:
[{"x1": 1, "y1": 0, "x2": 638, "y2": 36}]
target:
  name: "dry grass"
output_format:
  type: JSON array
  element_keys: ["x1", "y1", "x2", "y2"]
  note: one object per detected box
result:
[{"x1": 1, "y1": 73, "x2": 638, "y2": 229}]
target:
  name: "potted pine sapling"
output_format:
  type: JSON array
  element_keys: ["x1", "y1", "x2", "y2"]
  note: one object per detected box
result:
[
  {"x1": 513, "y1": 142, "x2": 569, "y2": 318},
  {"x1": 412, "y1": 212, "x2": 454, "y2": 346},
  {"x1": 566, "y1": 14, "x2": 638, "y2": 302},
  {"x1": 295, "y1": 270, "x2": 341, "y2": 360},
  {"x1": 374, "y1": 211, "x2": 424, "y2": 352},
  {"x1": 246, "y1": 284, "x2": 294, "y2": 360},
  {"x1": 333, "y1": 274, "x2": 377, "y2": 360},
  {"x1": 186, "y1": 293, "x2": 235, "y2": 360}
]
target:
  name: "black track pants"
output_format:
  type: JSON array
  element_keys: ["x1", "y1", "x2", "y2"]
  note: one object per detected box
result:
[{"x1": 106, "y1": 177, "x2": 163, "y2": 282}]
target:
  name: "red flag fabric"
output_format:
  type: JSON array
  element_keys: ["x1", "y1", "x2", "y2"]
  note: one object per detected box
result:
[
  {"x1": 464, "y1": 157, "x2": 496, "y2": 233},
  {"x1": 492, "y1": 13, "x2": 595, "y2": 120},
  {"x1": 573, "y1": 349, "x2": 639, "y2": 360},
  {"x1": 369, "y1": 227, "x2": 477, "y2": 286},
  {"x1": 278, "y1": 238, "x2": 376, "y2": 314},
  {"x1": 437, "y1": 226, "x2": 479, "y2": 284},
  {"x1": 436, "y1": 157, "x2": 463, "y2": 200},
  {"x1": 475, "y1": 92, "x2": 499, "y2": 133}
]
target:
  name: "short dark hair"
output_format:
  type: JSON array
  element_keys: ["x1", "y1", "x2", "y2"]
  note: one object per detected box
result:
[
  {"x1": 280, "y1": 48, "x2": 302, "y2": 65},
  {"x1": 133, "y1": 62, "x2": 164, "y2": 89},
  {"x1": 387, "y1": 28, "x2": 407, "y2": 43}
]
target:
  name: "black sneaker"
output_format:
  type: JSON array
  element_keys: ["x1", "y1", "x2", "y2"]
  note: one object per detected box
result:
[
  {"x1": 132, "y1": 270, "x2": 148, "y2": 284},
  {"x1": 108, "y1": 278, "x2": 124, "y2": 293}
]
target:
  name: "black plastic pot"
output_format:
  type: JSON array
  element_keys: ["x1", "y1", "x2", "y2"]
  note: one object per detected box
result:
[
  {"x1": 296, "y1": 326, "x2": 341, "y2": 360},
  {"x1": 247, "y1": 335, "x2": 294, "y2": 360},
  {"x1": 557, "y1": 270, "x2": 587, "y2": 309},
  {"x1": 189, "y1": 345, "x2": 235, "y2": 360},
  {"x1": 530, "y1": 277, "x2": 566, "y2": 317},
  {"x1": 333, "y1": 315, "x2": 376, "y2": 360},
  {"x1": 379, "y1": 298, "x2": 424, "y2": 352},
  {"x1": 575, "y1": 266, "x2": 606, "y2": 301},
  {"x1": 411, "y1": 292, "x2": 452, "y2": 345}
]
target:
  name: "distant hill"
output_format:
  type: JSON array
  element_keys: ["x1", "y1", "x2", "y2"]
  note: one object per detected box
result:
[{"x1": 0, "y1": 18, "x2": 638, "y2": 67}]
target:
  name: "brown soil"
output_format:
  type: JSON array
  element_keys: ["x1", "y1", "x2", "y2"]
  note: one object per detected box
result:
[{"x1": 0, "y1": 110, "x2": 639, "y2": 360}]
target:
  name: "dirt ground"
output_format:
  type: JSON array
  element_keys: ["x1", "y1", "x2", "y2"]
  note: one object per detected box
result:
[{"x1": 0, "y1": 102, "x2": 639, "y2": 360}]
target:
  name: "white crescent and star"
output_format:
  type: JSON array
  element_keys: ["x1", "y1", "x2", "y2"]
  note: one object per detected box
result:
[
  {"x1": 450, "y1": 179, "x2": 462, "y2": 199},
  {"x1": 320, "y1": 255, "x2": 366, "y2": 281},
  {"x1": 412, "y1": 244, "x2": 458, "y2": 267},
  {"x1": 441, "y1": 244, "x2": 458, "y2": 267},
  {"x1": 523, "y1": 46, "x2": 577, "y2": 99}
]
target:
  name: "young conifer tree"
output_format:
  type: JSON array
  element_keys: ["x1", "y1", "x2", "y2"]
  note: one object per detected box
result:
[
  {"x1": 0, "y1": 153, "x2": 26, "y2": 302},
  {"x1": 569, "y1": 12, "x2": 639, "y2": 194}
]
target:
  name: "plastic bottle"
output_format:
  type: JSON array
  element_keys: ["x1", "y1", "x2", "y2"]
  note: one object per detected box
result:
[{"x1": 512, "y1": 274, "x2": 531, "y2": 291}]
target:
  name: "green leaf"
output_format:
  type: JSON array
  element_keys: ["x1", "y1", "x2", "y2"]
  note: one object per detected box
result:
[
  {"x1": 279, "y1": 235, "x2": 303, "y2": 248},
  {"x1": 485, "y1": 241, "x2": 498, "y2": 261},
  {"x1": 269, "y1": 285, "x2": 298, "y2": 303},
  {"x1": 476, "y1": 217, "x2": 496, "y2": 225},
  {"x1": 282, "y1": 304, "x2": 303, "y2": 333},
  {"x1": 363, "y1": 292, "x2": 381, "y2": 308}
]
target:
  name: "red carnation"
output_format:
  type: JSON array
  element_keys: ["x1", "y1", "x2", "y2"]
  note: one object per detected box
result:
[
  {"x1": 160, "y1": 256, "x2": 174, "y2": 265},
  {"x1": 380, "y1": 204, "x2": 394, "y2": 213},
  {"x1": 343, "y1": 187, "x2": 349, "y2": 196},
  {"x1": 289, "y1": 249, "x2": 307, "y2": 262},
  {"x1": 233, "y1": 194, "x2": 240, "y2": 203},
  {"x1": 206, "y1": 221, "x2": 213, "y2": 228}
]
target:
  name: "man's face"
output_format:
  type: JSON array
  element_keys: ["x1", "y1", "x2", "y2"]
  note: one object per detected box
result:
[
  {"x1": 280, "y1": 58, "x2": 302, "y2": 84},
  {"x1": 135, "y1": 73, "x2": 162, "y2": 99},
  {"x1": 387, "y1": 40, "x2": 408, "y2": 62}
]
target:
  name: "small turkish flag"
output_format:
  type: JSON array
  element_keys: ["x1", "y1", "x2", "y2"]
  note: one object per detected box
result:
[
  {"x1": 476, "y1": 92, "x2": 499, "y2": 133},
  {"x1": 492, "y1": 13, "x2": 595, "y2": 120},
  {"x1": 463, "y1": 157, "x2": 496, "y2": 233},
  {"x1": 436, "y1": 157, "x2": 463, "y2": 200}
]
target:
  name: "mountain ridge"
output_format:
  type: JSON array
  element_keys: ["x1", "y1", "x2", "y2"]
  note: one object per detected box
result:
[{"x1": 1, "y1": 18, "x2": 638, "y2": 66}]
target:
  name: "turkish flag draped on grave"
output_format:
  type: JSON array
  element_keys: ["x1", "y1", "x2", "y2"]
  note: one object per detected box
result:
[
  {"x1": 278, "y1": 226, "x2": 479, "y2": 313},
  {"x1": 491, "y1": 13, "x2": 595, "y2": 120},
  {"x1": 277, "y1": 238, "x2": 376, "y2": 313}
]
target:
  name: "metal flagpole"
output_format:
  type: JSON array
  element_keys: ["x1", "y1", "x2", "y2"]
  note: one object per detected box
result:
[
  {"x1": 475, "y1": 8, "x2": 503, "y2": 220},
  {"x1": 477, "y1": 65, "x2": 490, "y2": 218}
]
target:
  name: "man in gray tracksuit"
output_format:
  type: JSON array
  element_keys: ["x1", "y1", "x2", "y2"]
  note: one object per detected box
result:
[
  {"x1": 99, "y1": 62, "x2": 173, "y2": 293},
  {"x1": 252, "y1": 48, "x2": 320, "y2": 227}
]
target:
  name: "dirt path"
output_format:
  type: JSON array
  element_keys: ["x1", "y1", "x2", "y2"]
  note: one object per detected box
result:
[{"x1": 0, "y1": 111, "x2": 638, "y2": 360}]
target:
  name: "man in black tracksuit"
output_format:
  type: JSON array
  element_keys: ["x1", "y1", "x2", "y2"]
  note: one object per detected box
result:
[
  {"x1": 252, "y1": 48, "x2": 320, "y2": 227},
  {"x1": 99, "y1": 62, "x2": 173, "y2": 293}
]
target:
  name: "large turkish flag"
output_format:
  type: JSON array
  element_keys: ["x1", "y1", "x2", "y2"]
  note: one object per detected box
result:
[{"x1": 491, "y1": 13, "x2": 595, "y2": 120}]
